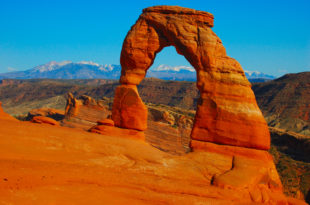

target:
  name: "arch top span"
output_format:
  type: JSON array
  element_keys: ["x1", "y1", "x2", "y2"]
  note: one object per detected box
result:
[
  {"x1": 113, "y1": 6, "x2": 271, "y2": 151},
  {"x1": 143, "y1": 6, "x2": 214, "y2": 27}
]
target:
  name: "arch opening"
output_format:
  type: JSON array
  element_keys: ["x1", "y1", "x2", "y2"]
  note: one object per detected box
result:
[
  {"x1": 146, "y1": 46, "x2": 196, "y2": 81},
  {"x1": 139, "y1": 46, "x2": 199, "y2": 154}
]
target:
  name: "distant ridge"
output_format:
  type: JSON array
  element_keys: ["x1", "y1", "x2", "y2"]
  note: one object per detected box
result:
[
  {"x1": 147, "y1": 64, "x2": 276, "y2": 82},
  {"x1": 0, "y1": 61, "x2": 121, "y2": 80},
  {"x1": 252, "y1": 72, "x2": 310, "y2": 136},
  {"x1": 0, "y1": 61, "x2": 275, "y2": 82}
]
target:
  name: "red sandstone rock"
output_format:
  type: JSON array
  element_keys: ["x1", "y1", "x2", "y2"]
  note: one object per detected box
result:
[
  {"x1": 97, "y1": 119, "x2": 115, "y2": 126},
  {"x1": 31, "y1": 116, "x2": 59, "y2": 126},
  {"x1": 112, "y1": 85, "x2": 147, "y2": 131},
  {"x1": 113, "y1": 5, "x2": 270, "y2": 150},
  {"x1": 0, "y1": 102, "x2": 18, "y2": 121},
  {"x1": 0, "y1": 119, "x2": 305, "y2": 204},
  {"x1": 65, "y1": 92, "x2": 82, "y2": 118},
  {"x1": 89, "y1": 124, "x2": 145, "y2": 140},
  {"x1": 64, "y1": 93, "x2": 111, "y2": 129}
]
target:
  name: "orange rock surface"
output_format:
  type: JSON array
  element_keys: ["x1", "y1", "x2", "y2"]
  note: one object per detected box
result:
[
  {"x1": 31, "y1": 116, "x2": 59, "y2": 126},
  {"x1": 64, "y1": 93, "x2": 110, "y2": 129},
  {"x1": 97, "y1": 118, "x2": 115, "y2": 126},
  {"x1": 89, "y1": 124, "x2": 145, "y2": 141},
  {"x1": 0, "y1": 118, "x2": 306, "y2": 204},
  {"x1": 0, "y1": 102, "x2": 17, "y2": 121},
  {"x1": 112, "y1": 85, "x2": 147, "y2": 131},
  {"x1": 113, "y1": 5, "x2": 270, "y2": 150}
]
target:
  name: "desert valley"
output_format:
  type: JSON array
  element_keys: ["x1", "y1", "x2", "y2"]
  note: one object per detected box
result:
[{"x1": 0, "y1": 4, "x2": 309, "y2": 205}]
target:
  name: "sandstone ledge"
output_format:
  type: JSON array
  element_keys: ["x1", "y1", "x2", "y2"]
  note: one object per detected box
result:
[
  {"x1": 143, "y1": 5, "x2": 214, "y2": 27},
  {"x1": 0, "y1": 118, "x2": 306, "y2": 204}
]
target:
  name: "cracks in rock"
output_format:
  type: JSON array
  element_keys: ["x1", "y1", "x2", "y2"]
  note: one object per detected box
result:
[
  {"x1": 210, "y1": 175, "x2": 215, "y2": 185},
  {"x1": 197, "y1": 26, "x2": 201, "y2": 47},
  {"x1": 210, "y1": 155, "x2": 235, "y2": 185},
  {"x1": 231, "y1": 156, "x2": 235, "y2": 170}
]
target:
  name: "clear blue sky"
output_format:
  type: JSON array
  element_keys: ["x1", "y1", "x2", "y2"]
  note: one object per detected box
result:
[{"x1": 0, "y1": 0, "x2": 309, "y2": 76}]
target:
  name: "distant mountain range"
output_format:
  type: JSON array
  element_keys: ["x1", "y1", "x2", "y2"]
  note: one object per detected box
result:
[
  {"x1": 0, "y1": 61, "x2": 121, "y2": 80},
  {"x1": 0, "y1": 61, "x2": 276, "y2": 82}
]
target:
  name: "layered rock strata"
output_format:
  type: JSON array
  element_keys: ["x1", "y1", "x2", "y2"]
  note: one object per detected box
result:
[
  {"x1": 112, "y1": 5, "x2": 270, "y2": 150},
  {"x1": 112, "y1": 85, "x2": 147, "y2": 131},
  {"x1": 64, "y1": 93, "x2": 110, "y2": 129},
  {"x1": 0, "y1": 117, "x2": 306, "y2": 204},
  {"x1": 31, "y1": 116, "x2": 59, "y2": 126}
]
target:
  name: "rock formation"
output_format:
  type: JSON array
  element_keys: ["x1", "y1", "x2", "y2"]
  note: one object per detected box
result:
[
  {"x1": 64, "y1": 93, "x2": 111, "y2": 129},
  {"x1": 31, "y1": 116, "x2": 59, "y2": 126},
  {"x1": 97, "y1": 119, "x2": 115, "y2": 126},
  {"x1": 112, "y1": 85, "x2": 147, "y2": 131},
  {"x1": 0, "y1": 115, "x2": 306, "y2": 204},
  {"x1": 112, "y1": 5, "x2": 270, "y2": 150},
  {"x1": 148, "y1": 106, "x2": 190, "y2": 126},
  {"x1": 27, "y1": 108, "x2": 64, "y2": 121},
  {"x1": 162, "y1": 111, "x2": 175, "y2": 125}
]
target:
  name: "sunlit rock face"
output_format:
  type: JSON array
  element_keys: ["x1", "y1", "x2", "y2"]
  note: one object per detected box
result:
[
  {"x1": 0, "y1": 102, "x2": 17, "y2": 121},
  {"x1": 113, "y1": 5, "x2": 270, "y2": 150},
  {"x1": 64, "y1": 93, "x2": 111, "y2": 129}
]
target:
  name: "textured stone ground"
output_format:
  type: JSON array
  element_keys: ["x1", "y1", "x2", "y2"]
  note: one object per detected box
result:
[{"x1": 0, "y1": 118, "x2": 307, "y2": 204}]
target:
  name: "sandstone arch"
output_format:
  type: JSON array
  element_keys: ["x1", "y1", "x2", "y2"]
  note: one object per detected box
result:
[{"x1": 112, "y1": 6, "x2": 270, "y2": 150}]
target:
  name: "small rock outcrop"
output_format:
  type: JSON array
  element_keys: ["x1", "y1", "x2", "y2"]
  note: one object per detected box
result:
[
  {"x1": 97, "y1": 119, "x2": 115, "y2": 126},
  {"x1": 31, "y1": 116, "x2": 59, "y2": 126},
  {"x1": 89, "y1": 118, "x2": 145, "y2": 140},
  {"x1": 64, "y1": 93, "x2": 111, "y2": 129},
  {"x1": 148, "y1": 107, "x2": 181, "y2": 126},
  {"x1": 27, "y1": 108, "x2": 64, "y2": 121},
  {"x1": 162, "y1": 111, "x2": 175, "y2": 125},
  {"x1": 112, "y1": 5, "x2": 270, "y2": 150}
]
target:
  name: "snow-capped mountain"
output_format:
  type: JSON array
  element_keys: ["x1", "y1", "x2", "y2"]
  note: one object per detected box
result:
[
  {"x1": 0, "y1": 62, "x2": 275, "y2": 82},
  {"x1": 32, "y1": 61, "x2": 72, "y2": 72},
  {"x1": 244, "y1": 70, "x2": 275, "y2": 80},
  {"x1": 148, "y1": 65, "x2": 275, "y2": 82},
  {"x1": 147, "y1": 64, "x2": 196, "y2": 81},
  {"x1": 152, "y1": 64, "x2": 195, "y2": 72},
  {"x1": 0, "y1": 61, "x2": 121, "y2": 80}
]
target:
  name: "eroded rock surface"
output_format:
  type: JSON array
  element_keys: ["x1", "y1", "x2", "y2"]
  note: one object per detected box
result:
[
  {"x1": 0, "y1": 118, "x2": 306, "y2": 204},
  {"x1": 64, "y1": 93, "x2": 110, "y2": 129},
  {"x1": 113, "y1": 5, "x2": 270, "y2": 150},
  {"x1": 0, "y1": 102, "x2": 17, "y2": 121},
  {"x1": 97, "y1": 119, "x2": 115, "y2": 126},
  {"x1": 112, "y1": 85, "x2": 147, "y2": 131}
]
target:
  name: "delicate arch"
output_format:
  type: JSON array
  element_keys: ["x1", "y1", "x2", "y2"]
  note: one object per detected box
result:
[{"x1": 112, "y1": 6, "x2": 270, "y2": 150}]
